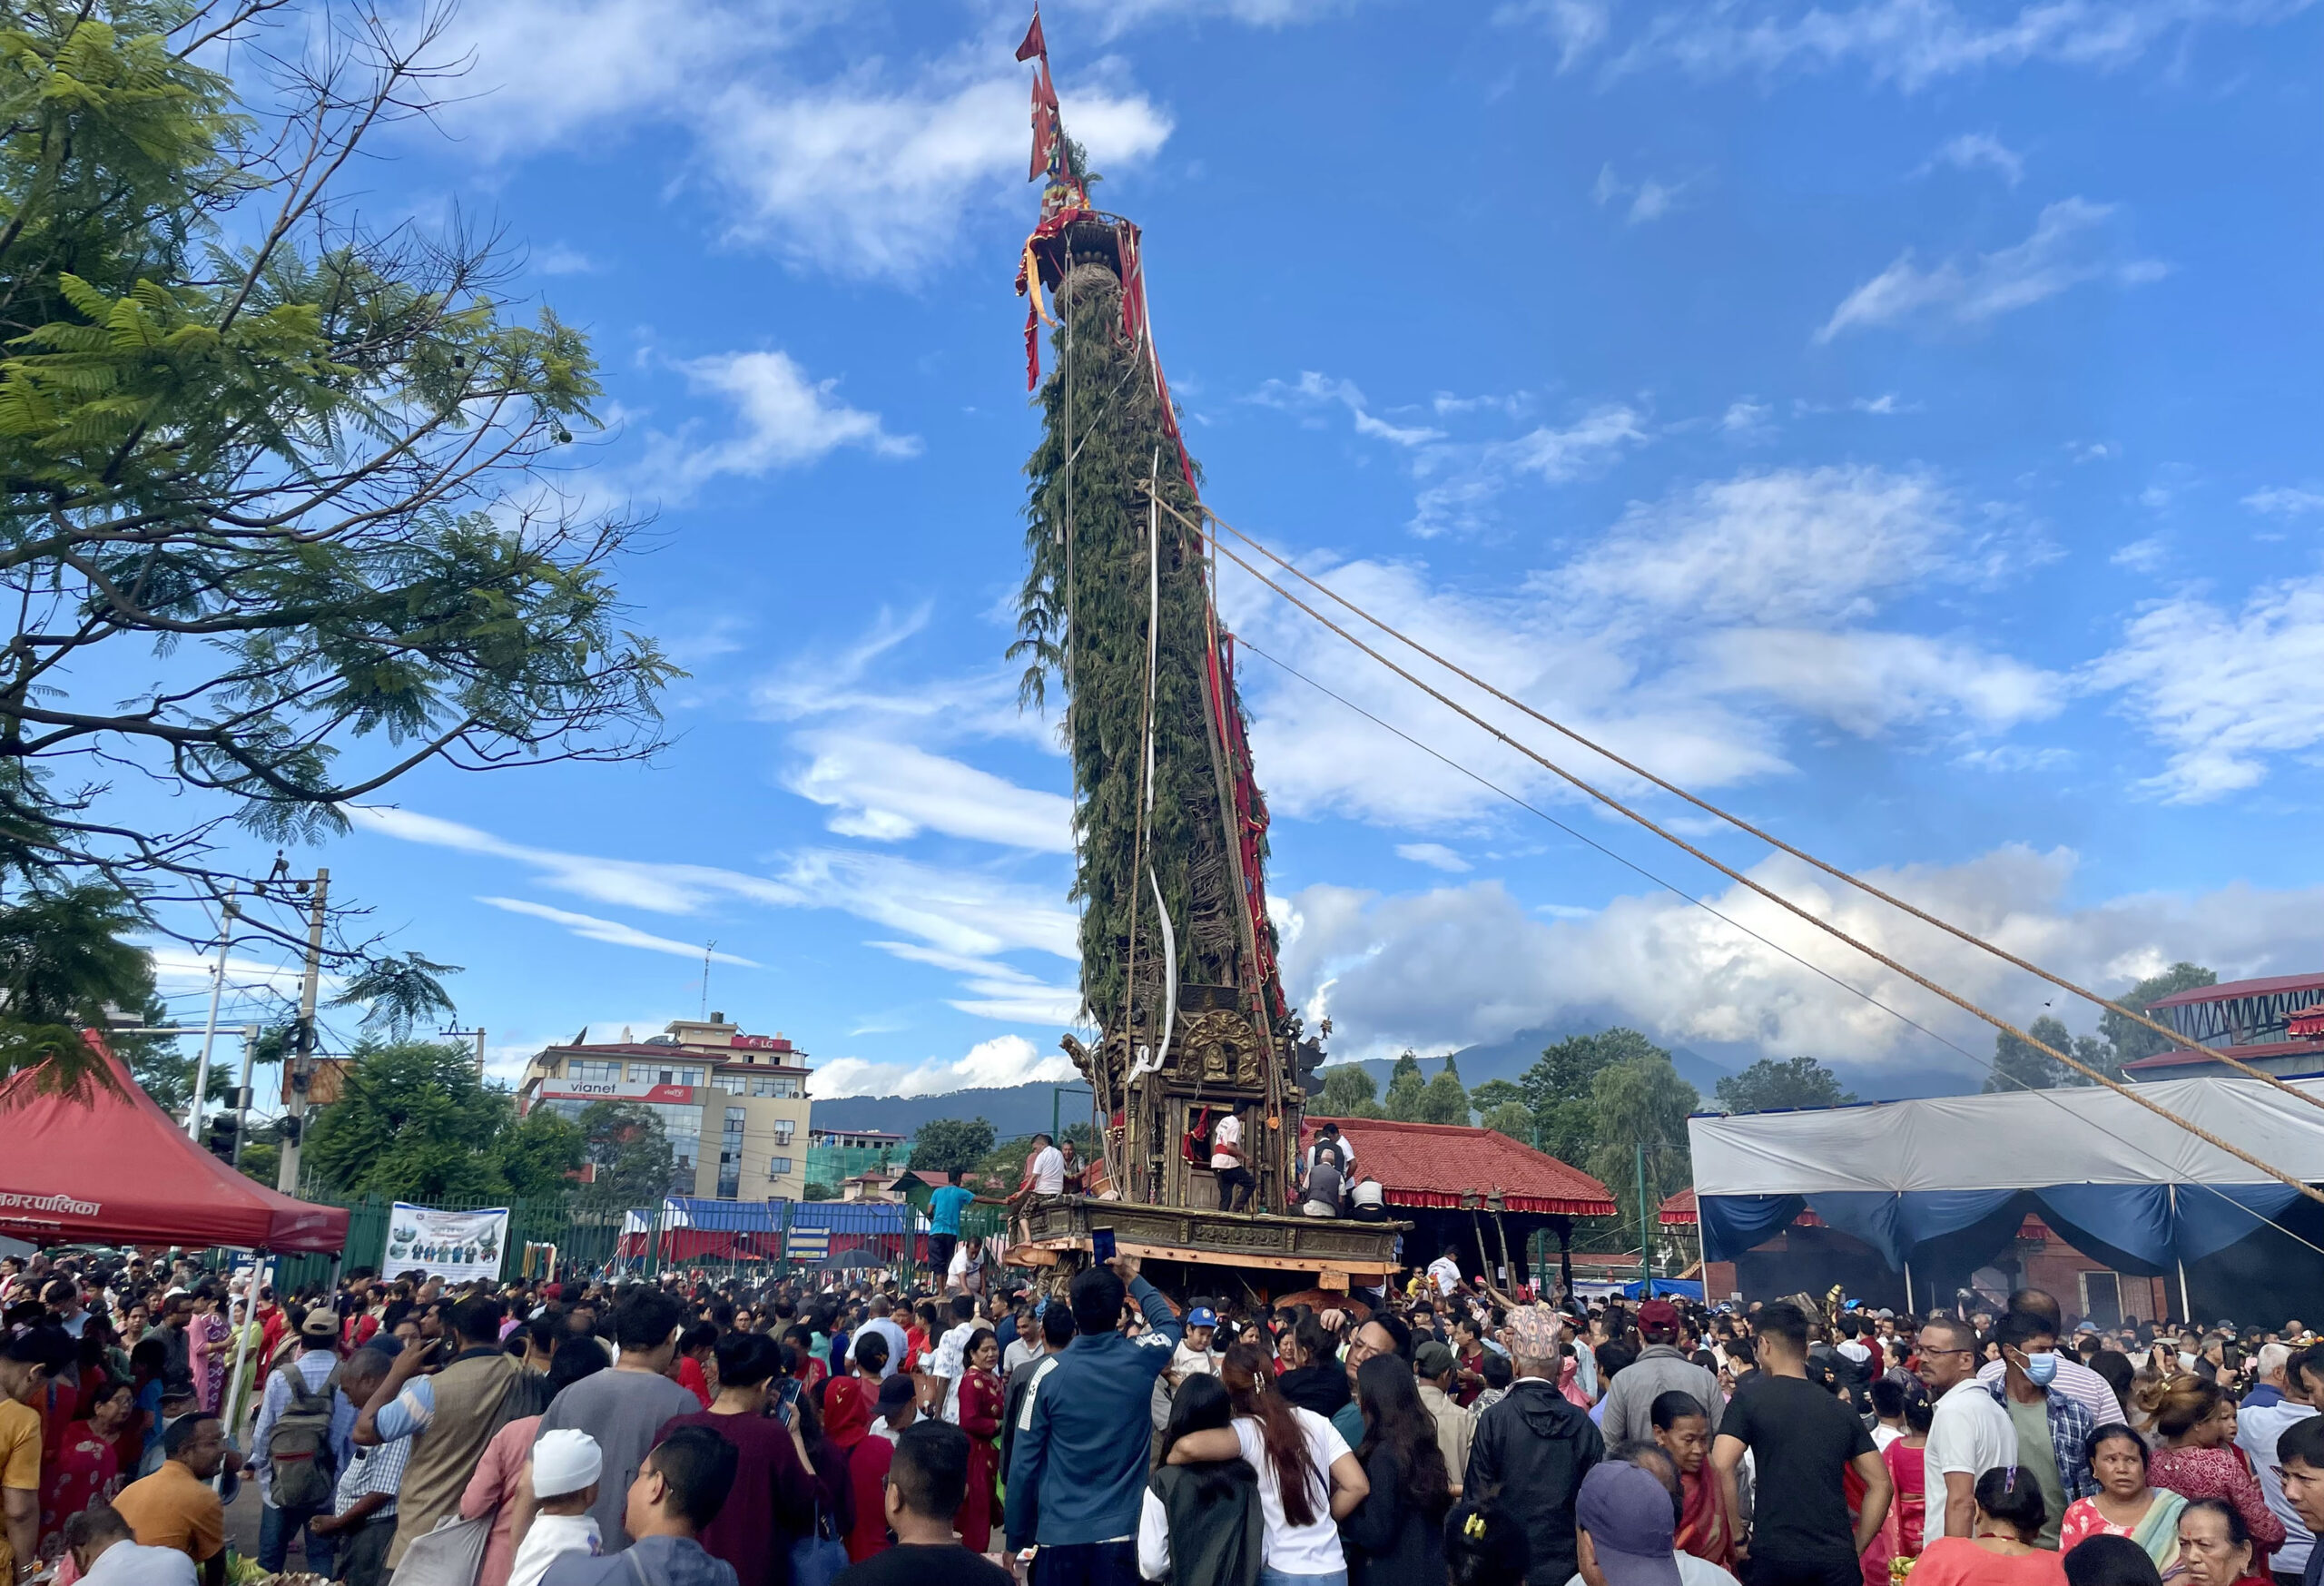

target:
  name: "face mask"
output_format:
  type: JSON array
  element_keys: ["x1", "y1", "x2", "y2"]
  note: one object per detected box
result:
[{"x1": 2024, "y1": 1349, "x2": 2060, "y2": 1386}]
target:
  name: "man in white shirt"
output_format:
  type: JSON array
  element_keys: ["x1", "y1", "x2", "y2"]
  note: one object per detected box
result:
[
  {"x1": 1209, "y1": 1113, "x2": 1255, "y2": 1212},
  {"x1": 2239, "y1": 1343, "x2": 2320, "y2": 1586},
  {"x1": 64, "y1": 1502, "x2": 197, "y2": 1586},
  {"x1": 1919, "y1": 1315, "x2": 2016, "y2": 1539},
  {"x1": 925, "y1": 1293, "x2": 982, "y2": 1423},
  {"x1": 1427, "y1": 1245, "x2": 1465, "y2": 1300}
]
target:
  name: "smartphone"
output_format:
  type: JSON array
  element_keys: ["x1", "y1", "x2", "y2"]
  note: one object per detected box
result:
[{"x1": 1092, "y1": 1226, "x2": 1117, "y2": 1263}]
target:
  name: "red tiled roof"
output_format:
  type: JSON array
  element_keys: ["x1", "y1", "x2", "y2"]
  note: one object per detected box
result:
[
  {"x1": 537, "y1": 1041, "x2": 810, "y2": 1071},
  {"x1": 2122, "y1": 1039, "x2": 2324, "y2": 1071},
  {"x1": 1305, "y1": 1117, "x2": 1616, "y2": 1216},
  {"x1": 1660, "y1": 1187, "x2": 1698, "y2": 1226}
]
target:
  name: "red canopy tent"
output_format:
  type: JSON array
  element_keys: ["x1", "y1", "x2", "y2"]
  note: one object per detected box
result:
[{"x1": 0, "y1": 1033, "x2": 348, "y2": 1252}]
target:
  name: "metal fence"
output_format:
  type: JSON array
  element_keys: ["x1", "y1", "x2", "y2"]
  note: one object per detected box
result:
[{"x1": 263, "y1": 1191, "x2": 992, "y2": 1295}]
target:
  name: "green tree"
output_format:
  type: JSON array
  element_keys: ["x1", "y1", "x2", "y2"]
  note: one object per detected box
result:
[
  {"x1": 302, "y1": 1040, "x2": 512, "y2": 1201},
  {"x1": 493, "y1": 1107, "x2": 586, "y2": 1203},
  {"x1": 1714, "y1": 1056, "x2": 1857, "y2": 1114},
  {"x1": 803, "y1": 1180, "x2": 840, "y2": 1202},
  {"x1": 2102, "y1": 963, "x2": 2216, "y2": 1068},
  {"x1": 1384, "y1": 1049, "x2": 1428, "y2": 1120},
  {"x1": 1984, "y1": 1015, "x2": 2093, "y2": 1092},
  {"x1": 1521, "y1": 1029, "x2": 1668, "y2": 1166},
  {"x1": 0, "y1": 883, "x2": 167, "y2": 1098},
  {"x1": 1416, "y1": 1054, "x2": 1470, "y2": 1126},
  {"x1": 237, "y1": 1139, "x2": 278, "y2": 1187},
  {"x1": 1470, "y1": 1079, "x2": 1523, "y2": 1114},
  {"x1": 1586, "y1": 1054, "x2": 1699, "y2": 1262},
  {"x1": 910, "y1": 1118, "x2": 998, "y2": 1175},
  {"x1": 1480, "y1": 1100, "x2": 1535, "y2": 1144},
  {"x1": 330, "y1": 953, "x2": 461, "y2": 1040},
  {"x1": 0, "y1": 2, "x2": 673, "y2": 937},
  {"x1": 575, "y1": 1101, "x2": 675, "y2": 1212},
  {"x1": 1315, "y1": 1064, "x2": 1384, "y2": 1119}
]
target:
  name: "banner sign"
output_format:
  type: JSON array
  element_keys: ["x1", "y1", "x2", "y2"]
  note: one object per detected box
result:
[
  {"x1": 784, "y1": 1227, "x2": 830, "y2": 1261},
  {"x1": 385, "y1": 1203, "x2": 509, "y2": 1285},
  {"x1": 535, "y1": 1081, "x2": 696, "y2": 1105}
]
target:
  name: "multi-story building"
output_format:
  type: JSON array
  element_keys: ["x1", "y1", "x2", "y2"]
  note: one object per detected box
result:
[{"x1": 517, "y1": 1014, "x2": 812, "y2": 1201}]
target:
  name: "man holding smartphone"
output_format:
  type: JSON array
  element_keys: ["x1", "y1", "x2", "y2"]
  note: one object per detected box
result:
[{"x1": 1005, "y1": 1255, "x2": 1183, "y2": 1584}]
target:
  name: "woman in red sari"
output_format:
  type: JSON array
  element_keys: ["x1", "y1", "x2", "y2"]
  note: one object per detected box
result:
[
  {"x1": 39, "y1": 1382, "x2": 133, "y2": 1555},
  {"x1": 822, "y1": 1333, "x2": 887, "y2": 1453},
  {"x1": 2146, "y1": 1378, "x2": 2286, "y2": 1573},
  {"x1": 954, "y1": 1328, "x2": 1004, "y2": 1554},
  {"x1": 1650, "y1": 1392, "x2": 1734, "y2": 1570}
]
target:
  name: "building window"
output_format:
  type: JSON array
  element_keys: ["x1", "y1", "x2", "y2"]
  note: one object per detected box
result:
[
  {"x1": 569, "y1": 1059, "x2": 621, "y2": 1083},
  {"x1": 710, "y1": 1075, "x2": 743, "y2": 1093},
  {"x1": 774, "y1": 1119, "x2": 795, "y2": 1147},
  {"x1": 629, "y1": 1063, "x2": 704, "y2": 1087},
  {"x1": 768, "y1": 1157, "x2": 793, "y2": 1178},
  {"x1": 716, "y1": 1106, "x2": 746, "y2": 1199},
  {"x1": 748, "y1": 1075, "x2": 802, "y2": 1098}
]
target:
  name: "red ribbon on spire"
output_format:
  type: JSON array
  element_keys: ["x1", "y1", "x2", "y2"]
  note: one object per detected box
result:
[{"x1": 1015, "y1": 10, "x2": 1048, "y2": 62}]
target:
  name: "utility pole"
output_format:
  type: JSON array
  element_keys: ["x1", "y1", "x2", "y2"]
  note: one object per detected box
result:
[
  {"x1": 277, "y1": 869, "x2": 329, "y2": 1195},
  {"x1": 185, "y1": 892, "x2": 236, "y2": 1138},
  {"x1": 1637, "y1": 1141, "x2": 1654, "y2": 1300},
  {"x1": 231, "y1": 1024, "x2": 260, "y2": 1168}
]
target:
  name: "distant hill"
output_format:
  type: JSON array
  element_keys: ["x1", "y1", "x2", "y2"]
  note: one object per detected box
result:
[{"x1": 804, "y1": 1024, "x2": 1976, "y2": 1145}]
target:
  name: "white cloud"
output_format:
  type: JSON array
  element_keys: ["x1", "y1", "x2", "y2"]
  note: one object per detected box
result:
[
  {"x1": 1395, "y1": 842, "x2": 1472, "y2": 872},
  {"x1": 1411, "y1": 405, "x2": 1649, "y2": 536},
  {"x1": 1591, "y1": 164, "x2": 1694, "y2": 224},
  {"x1": 808, "y1": 1034, "x2": 1079, "y2": 1099},
  {"x1": 1694, "y1": 628, "x2": 2066, "y2": 733},
  {"x1": 1225, "y1": 466, "x2": 2047, "y2": 831},
  {"x1": 349, "y1": 806, "x2": 1079, "y2": 1016},
  {"x1": 1499, "y1": 0, "x2": 1614, "y2": 66},
  {"x1": 1278, "y1": 847, "x2": 2324, "y2": 1071},
  {"x1": 1923, "y1": 132, "x2": 2026, "y2": 186},
  {"x1": 2087, "y1": 575, "x2": 2324, "y2": 802},
  {"x1": 1852, "y1": 392, "x2": 1915, "y2": 415},
  {"x1": 1559, "y1": 465, "x2": 1980, "y2": 625},
  {"x1": 1616, "y1": 0, "x2": 2295, "y2": 91},
  {"x1": 634, "y1": 350, "x2": 917, "y2": 502},
  {"x1": 2244, "y1": 486, "x2": 2324, "y2": 517},
  {"x1": 534, "y1": 243, "x2": 597, "y2": 276},
  {"x1": 786, "y1": 733, "x2": 1072, "y2": 852},
  {"x1": 2111, "y1": 536, "x2": 2169, "y2": 572},
  {"x1": 699, "y1": 66, "x2": 1171, "y2": 279},
  {"x1": 404, "y1": 3, "x2": 1172, "y2": 283},
  {"x1": 1249, "y1": 371, "x2": 1445, "y2": 448},
  {"x1": 1817, "y1": 199, "x2": 2164, "y2": 341},
  {"x1": 753, "y1": 606, "x2": 1055, "y2": 751},
  {"x1": 478, "y1": 897, "x2": 762, "y2": 964}
]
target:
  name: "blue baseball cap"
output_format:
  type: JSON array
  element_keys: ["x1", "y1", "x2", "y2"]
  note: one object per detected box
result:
[{"x1": 1187, "y1": 1307, "x2": 1218, "y2": 1329}]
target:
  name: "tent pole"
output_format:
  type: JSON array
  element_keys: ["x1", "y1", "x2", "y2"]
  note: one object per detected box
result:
[
  {"x1": 220, "y1": 1249, "x2": 268, "y2": 1481},
  {"x1": 1904, "y1": 1259, "x2": 1914, "y2": 1316},
  {"x1": 2170, "y1": 1184, "x2": 2191, "y2": 1324}
]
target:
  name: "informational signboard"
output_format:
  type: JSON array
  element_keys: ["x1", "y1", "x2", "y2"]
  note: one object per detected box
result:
[
  {"x1": 535, "y1": 1081, "x2": 697, "y2": 1106},
  {"x1": 385, "y1": 1203, "x2": 510, "y2": 1285},
  {"x1": 784, "y1": 1227, "x2": 831, "y2": 1261}
]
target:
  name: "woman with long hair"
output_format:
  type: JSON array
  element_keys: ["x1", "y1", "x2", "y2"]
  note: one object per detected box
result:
[
  {"x1": 1277, "y1": 1318, "x2": 1350, "y2": 1420},
  {"x1": 1340, "y1": 1354, "x2": 1451, "y2": 1584},
  {"x1": 1905, "y1": 1468, "x2": 2068, "y2": 1586},
  {"x1": 1167, "y1": 1344, "x2": 1370, "y2": 1584},
  {"x1": 1880, "y1": 1384, "x2": 1935, "y2": 1564},
  {"x1": 1650, "y1": 1389, "x2": 1733, "y2": 1569},
  {"x1": 2143, "y1": 1380, "x2": 2284, "y2": 1571},
  {"x1": 2061, "y1": 1423, "x2": 2188, "y2": 1571},
  {"x1": 1140, "y1": 1374, "x2": 1265, "y2": 1586},
  {"x1": 954, "y1": 1327, "x2": 1004, "y2": 1554},
  {"x1": 1442, "y1": 1499, "x2": 1529, "y2": 1586}
]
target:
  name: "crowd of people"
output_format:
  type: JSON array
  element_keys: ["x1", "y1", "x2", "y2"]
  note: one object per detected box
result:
[{"x1": 5, "y1": 1246, "x2": 2324, "y2": 1586}]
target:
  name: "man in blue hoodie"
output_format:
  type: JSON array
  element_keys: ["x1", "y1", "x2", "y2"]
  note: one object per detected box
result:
[{"x1": 1004, "y1": 1253, "x2": 1183, "y2": 1586}]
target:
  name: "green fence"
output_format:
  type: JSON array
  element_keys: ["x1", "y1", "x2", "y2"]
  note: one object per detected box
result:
[{"x1": 270, "y1": 1195, "x2": 632, "y2": 1293}]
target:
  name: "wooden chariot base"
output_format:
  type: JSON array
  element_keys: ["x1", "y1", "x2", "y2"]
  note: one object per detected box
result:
[{"x1": 1007, "y1": 1194, "x2": 1409, "y2": 1302}]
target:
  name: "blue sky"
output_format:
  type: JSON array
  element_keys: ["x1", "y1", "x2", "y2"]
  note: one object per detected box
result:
[{"x1": 153, "y1": 0, "x2": 2324, "y2": 1098}]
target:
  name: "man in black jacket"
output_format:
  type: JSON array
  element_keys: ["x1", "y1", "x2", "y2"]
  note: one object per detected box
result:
[{"x1": 1466, "y1": 1305, "x2": 1604, "y2": 1586}]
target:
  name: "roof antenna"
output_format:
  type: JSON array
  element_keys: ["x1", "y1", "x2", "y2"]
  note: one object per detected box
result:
[{"x1": 701, "y1": 941, "x2": 715, "y2": 1020}]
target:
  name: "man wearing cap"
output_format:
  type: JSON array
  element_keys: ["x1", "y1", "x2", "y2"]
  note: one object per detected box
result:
[
  {"x1": 250, "y1": 1307, "x2": 357, "y2": 1577},
  {"x1": 1603, "y1": 1300, "x2": 1723, "y2": 1451},
  {"x1": 1415, "y1": 1341, "x2": 1475, "y2": 1498},
  {"x1": 1469, "y1": 1305, "x2": 1605, "y2": 1586},
  {"x1": 1570, "y1": 1458, "x2": 1743, "y2": 1586}
]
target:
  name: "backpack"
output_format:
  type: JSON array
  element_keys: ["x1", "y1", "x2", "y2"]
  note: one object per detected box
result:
[{"x1": 267, "y1": 1360, "x2": 340, "y2": 1510}]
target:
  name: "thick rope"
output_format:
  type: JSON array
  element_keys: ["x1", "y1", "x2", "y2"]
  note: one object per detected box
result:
[
  {"x1": 1182, "y1": 512, "x2": 2324, "y2": 1208},
  {"x1": 1196, "y1": 503, "x2": 2324, "y2": 1114}
]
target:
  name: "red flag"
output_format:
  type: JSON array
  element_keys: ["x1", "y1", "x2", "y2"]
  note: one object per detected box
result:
[
  {"x1": 1015, "y1": 11, "x2": 1047, "y2": 62},
  {"x1": 1029, "y1": 60, "x2": 1061, "y2": 182}
]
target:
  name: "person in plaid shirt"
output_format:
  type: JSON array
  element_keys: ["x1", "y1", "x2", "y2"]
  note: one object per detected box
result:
[
  {"x1": 309, "y1": 1351, "x2": 402, "y2": 1586},
  {"x1": 1991, "y1": 1311, "x2": 2097, "y2": 1550}
]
